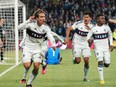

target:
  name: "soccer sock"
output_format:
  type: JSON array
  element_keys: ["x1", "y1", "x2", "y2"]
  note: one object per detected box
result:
[
  {"x1": 84, "y1": 64, "x2": 89, "y2": 79},
  {"x1": 98, "y1": 65, "x2": 104, "y2": 80},
  {"x1": 27, "y1": 70, "x2": 38, "y2": 85},
  {"x1": 22, "y1": 68, "x2": 29, "y2": 79},
  {"x1": 1, "y1": 52, "x2": 3, "y2": 61}
]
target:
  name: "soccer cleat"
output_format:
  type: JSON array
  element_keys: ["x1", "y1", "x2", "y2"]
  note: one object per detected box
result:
[
  {"x1": 42, "y1": 63, "x2": 47, "y2": 75},
  {"x1": 83, "y1": 78, "x2": 89, "y2": 82},
  {"x1": 20, "y1": 79, "x2": 26, "y2": 84},
  {"x1": 100, "y1": 80, "x2": 105, "y2": 84},
  {"x1": 26, "y1": 84, "x2": 32, "y2": 87}
]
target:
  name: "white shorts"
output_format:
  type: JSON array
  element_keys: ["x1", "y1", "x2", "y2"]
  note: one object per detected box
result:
[
  {"x1": 72, "y1": 44, "x2": 91, "y2": 58},
  {"x1": 22, "y1": 41, "x2": 48, "y2": 63},
  {"x1": 22, "y1": 49, "x2": 42, "y2": 63},
  {"x1": 94, "y1": 49, "x2": 110, "y2": 64},
  {"x1": 40, "y1": 45, "x2": 48, "y2": 57}
]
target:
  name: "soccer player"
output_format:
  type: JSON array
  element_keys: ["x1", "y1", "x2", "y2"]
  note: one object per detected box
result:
[
  {"x1": 18, "y1": 9, "x2": 56, "y2": 87},
  {"x1": 87, "y1": 14, "x2": 113, "y2": 84},
  {"x1": 0, "y1": 18, "x2": 6, "y2": 63},
  {"x1": 20, "y1": 31, "x2": 64, "y2": 75},
  {"x1": 65, "y1": 11, "x2": 94, "y2": 81}
]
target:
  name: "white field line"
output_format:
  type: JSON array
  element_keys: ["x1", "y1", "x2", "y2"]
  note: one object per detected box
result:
[{"x1": 0, "y1": 61, "x2": 22, "y2": 77}]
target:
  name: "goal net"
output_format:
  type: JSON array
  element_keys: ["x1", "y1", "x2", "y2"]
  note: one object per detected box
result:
[{"x1": 0, "y1": 0, "x2": 26, "y2": 76}]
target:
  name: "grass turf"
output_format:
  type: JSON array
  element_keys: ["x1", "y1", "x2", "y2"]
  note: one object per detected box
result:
[{"x1": 0, "y1": 49, "x2": 116, "y2": 87}]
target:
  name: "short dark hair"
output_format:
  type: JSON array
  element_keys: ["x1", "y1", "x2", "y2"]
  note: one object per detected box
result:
[
  {"x1": 96, "y1": 13, "x2": 104, "y2": 19},
  {"x1": 83, "y1": 10, "x2": 92, "y2": 17}
]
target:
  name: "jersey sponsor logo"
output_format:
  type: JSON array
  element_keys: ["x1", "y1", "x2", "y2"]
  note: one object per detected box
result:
[
  {"x1": 93, "y1": 33, "x2": 108, "y2": 39},
  {"x1": 26, "y1": 28, "x2": 46, "y2": 39},
  {"x1": 75, "y1": 29, "x2": 88, "y2": 36},
  {"x1": 104, "y1": 29, "x2": 106, "y2": 32}
]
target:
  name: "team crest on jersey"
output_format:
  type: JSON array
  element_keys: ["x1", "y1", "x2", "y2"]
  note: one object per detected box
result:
[
  {"x1": 96, "y1": 52, "x2": 99, "y2": 55},
  {"x1": 22, "y1": 54, "x2": 25, "y2": 57},
  {"x1": 95, "y1": 30, "x2": 98, "y2": 32},
  {"x1": 42, "y1": 29, "x2": 45, "y2": 33},
  {"x1": 80, "y1": 27, "x2": 83, "y2": 29},
  {"x1": 74, "y1": 51, "x2": 76, "y2": 54},
  {"x1": 104, "y1": 29, "x2": 106, "y2": 32}
]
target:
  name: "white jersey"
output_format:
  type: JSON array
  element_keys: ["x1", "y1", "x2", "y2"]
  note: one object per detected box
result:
[
  {"x1": 20, "y1": 31, "x2": 64, "y2": 48},
  {"x1": 87, "y1": 24, "x2": 113, "y2": 50},
  {"x1": 18, "y1": 20, "x2": 56, "y2": 50},
  {"x1": 72, "y1": 21, "x2": 94, "y2": 46}
]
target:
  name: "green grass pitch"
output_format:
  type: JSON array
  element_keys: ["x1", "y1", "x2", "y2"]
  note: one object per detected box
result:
[{"x1": 0, "y1": 49, "x2": 116, "y2": 87}]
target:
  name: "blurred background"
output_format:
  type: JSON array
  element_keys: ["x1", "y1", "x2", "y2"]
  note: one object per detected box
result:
[{"x1": 20, "y1": 0, "x2": 116, "y2": 38}]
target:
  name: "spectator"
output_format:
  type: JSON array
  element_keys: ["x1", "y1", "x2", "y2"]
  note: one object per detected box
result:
[{"x1": 21, "y1": 0, "x2": 116, "y2": 39}]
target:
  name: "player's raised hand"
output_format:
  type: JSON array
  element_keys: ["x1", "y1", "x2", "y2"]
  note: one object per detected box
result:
[{"x1": 29, "y1": 16, "x2": 35, "y2": 22}]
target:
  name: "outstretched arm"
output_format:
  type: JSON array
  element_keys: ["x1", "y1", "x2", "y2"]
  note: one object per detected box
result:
[
  {"x1": 47, "y1": 30, "x2": 56, "y2": 50},
  {"x1": 65, "y1": 26, "x2": 73, "y2": 43},
  {"x1": 51, "y1": 31, "x2": 64, "y2": 43}
]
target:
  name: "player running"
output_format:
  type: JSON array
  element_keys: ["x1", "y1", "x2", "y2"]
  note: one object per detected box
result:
[
  {"x1": 87, "y1": 14, "x2": 113, "y2": 84},
  {"x1": 65, "y1": 10, "x2": 94, "y2": 81},
  {"x1": 18, "y1": 9, "x2": 56, "y2": 87},
  {"x1": 19, "y1": 29, "x2": 64, "y2": 76}
]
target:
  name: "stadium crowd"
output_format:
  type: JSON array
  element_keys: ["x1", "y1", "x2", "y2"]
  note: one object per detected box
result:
[{"x1": 20, "y1": 0, "x2": 116, "y2": 40}]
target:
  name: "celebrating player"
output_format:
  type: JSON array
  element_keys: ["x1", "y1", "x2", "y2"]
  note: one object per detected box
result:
[
  {"x1": 65, "y1": 10, "x2": 94, "y2": 81},
  {"x1": 18, "y1": 9, "x2": 56, "y2": 87},
  {"x1": 87, "y1": 14, "x2": 113, "y2": 84}
]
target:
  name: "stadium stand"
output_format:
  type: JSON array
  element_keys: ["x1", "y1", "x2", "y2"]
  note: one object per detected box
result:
[{"x1": 20, "y1": 0, "x2": 116, "y2": 46}]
